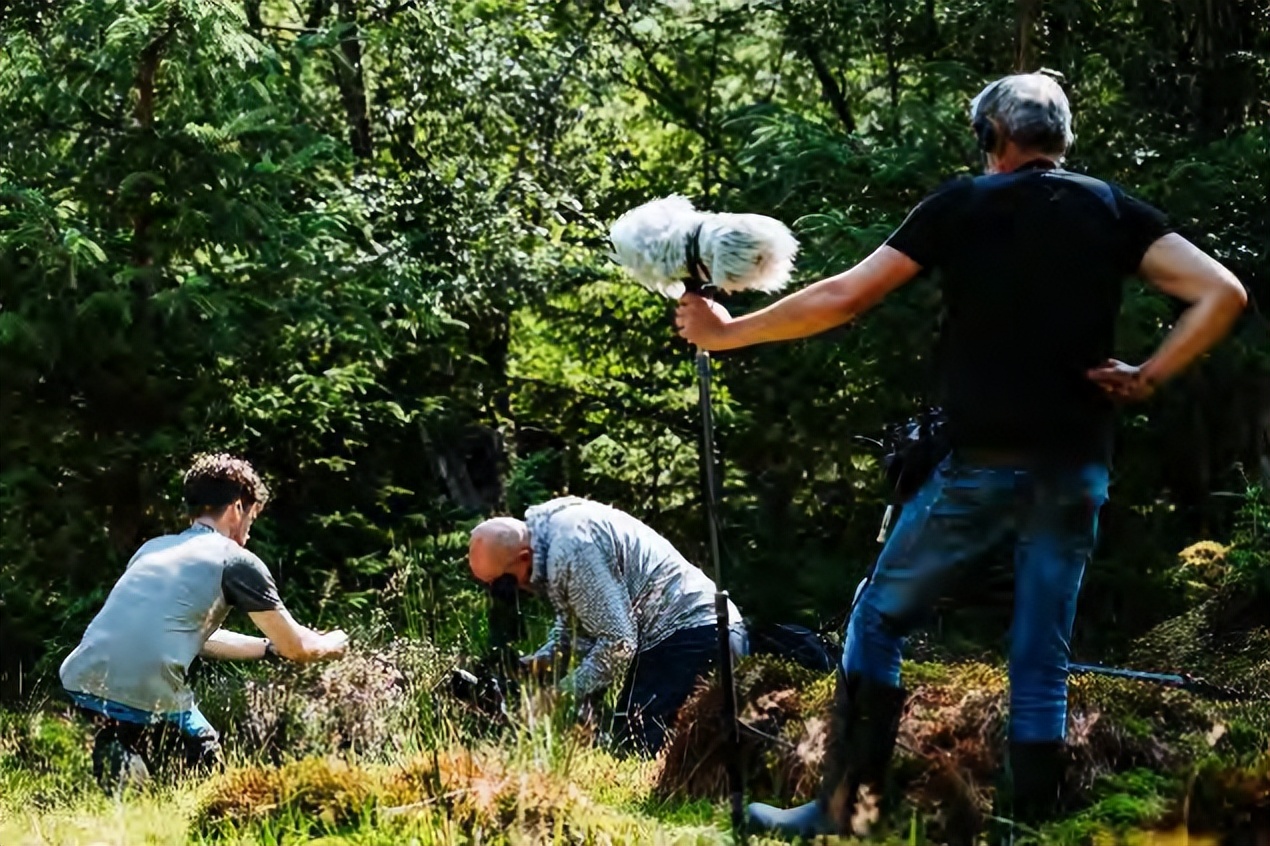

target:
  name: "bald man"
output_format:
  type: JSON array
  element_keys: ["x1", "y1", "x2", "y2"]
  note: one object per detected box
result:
[{"x1": 469, "y1": 496, "x2": 745, "y2": 756}]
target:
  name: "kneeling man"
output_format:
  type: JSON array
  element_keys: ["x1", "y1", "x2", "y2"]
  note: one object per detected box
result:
[
  {"x1": 60, "y1": 453, "x2": 350, "y2": 792},
  {"x1": 468, "y1": 496, "x2": 745, "y2": 756}
]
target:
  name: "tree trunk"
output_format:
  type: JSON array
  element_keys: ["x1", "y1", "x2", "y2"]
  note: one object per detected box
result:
[
  {"x1": 307, "y1": 0, "x2": 334, "y2": 30},
  {"x1": 883, "y1": 0, "x2": 901, "y2": 129},
  {"x1": 1015, "y1": 0, "x2": 1041, "y2": 71},
  {"x1": 334, "y1": 0, "x2": 373, "y2": 161},
  {"x1": 245, "y1": 0, "x2": 262, "y2": 32},
  {"x1": 419, "y1": 424, "x2": 489, "y2": 511},
  {"x1": 924, "y1": 0, "x2": 937, "y2": 62},
  {"x1": 1192, "y1": 0, "x2": 1258, "y2": 138},
  {"x1": 132, "y1": 28, "x2": 172, "y2": 269}
]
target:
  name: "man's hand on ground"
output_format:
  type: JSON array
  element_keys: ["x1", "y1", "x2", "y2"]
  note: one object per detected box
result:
[{"x1": 1087, "y1": 359, "x2": 1157, "y2": 402}]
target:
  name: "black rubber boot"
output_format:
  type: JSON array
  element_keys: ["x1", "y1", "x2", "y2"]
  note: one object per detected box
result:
[
  {"x1": 92, "y1": 727, "x2": 150, "y2": 797},
  {"x1": 182, "y1": 734, "x2": 225, "y2": 776},
  {"x1": 1011, "y1": 740, "x2": 1065, "y2": 824},
  {"x1": 746, "y1": 671, "x2": 906, "y2": 838},
  {"x1": 995, "y1": 740, "x2": 1067, "y2": 845}
]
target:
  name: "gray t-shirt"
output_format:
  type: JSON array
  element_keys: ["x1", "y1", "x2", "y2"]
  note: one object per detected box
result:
[{"x1": 60, "y1": 523, "x2": 284, "y2": 714}]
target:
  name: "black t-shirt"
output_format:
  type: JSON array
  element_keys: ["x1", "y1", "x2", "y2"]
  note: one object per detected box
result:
[
  {"x1": 223, "y1": 554, "x2": 284, "y2": 612},
  {"x1": 884, "y1": 160, "x2": 1172, "y2": 462}
]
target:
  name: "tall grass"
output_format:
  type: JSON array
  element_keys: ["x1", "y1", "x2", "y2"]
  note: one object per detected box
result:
[
  {"x1": 0, "y1": 542, "x2": 700, "y2": 846},
  {"x1": 0, "y1": 632, "x2": 736, "y2": 846},
  {"x1": 5, "y1": 489, "x2": 1270, "y2": 846}
]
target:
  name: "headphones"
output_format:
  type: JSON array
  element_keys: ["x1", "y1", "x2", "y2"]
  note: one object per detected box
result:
[
  {"x1": 971, "y1": 69, "x2": 1068, "y2": 158},
  {"x1": 971, "y1": 77, "x2": 1004, "y2": 156},
  {"x1": 973, "y1": 116, "x2": 999, "y2": 155}
]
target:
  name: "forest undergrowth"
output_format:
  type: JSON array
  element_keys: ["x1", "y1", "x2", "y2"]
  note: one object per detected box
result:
[{"x1": 4, "y1": 564, "x2": 1270, "y2": 846}]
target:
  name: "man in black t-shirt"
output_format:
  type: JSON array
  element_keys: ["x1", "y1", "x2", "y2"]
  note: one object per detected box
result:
[{"x1": 675, "y1": 73, "x2": 1247, "y2": 838}]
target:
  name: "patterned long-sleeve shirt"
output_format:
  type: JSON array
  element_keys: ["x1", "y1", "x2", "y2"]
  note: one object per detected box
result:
[{"x1": 525, "y1": 497, "x2": 742, "y2": 697}]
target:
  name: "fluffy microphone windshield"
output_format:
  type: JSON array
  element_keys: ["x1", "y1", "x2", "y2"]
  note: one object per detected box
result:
[{"x1": 608, "y1": 195, "x2": 800, "y2": 299}]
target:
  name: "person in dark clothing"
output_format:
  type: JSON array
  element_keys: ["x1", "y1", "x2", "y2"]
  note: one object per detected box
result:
[{"x1": 675, "y1": 72, "x2": 1247, "y2": 838}]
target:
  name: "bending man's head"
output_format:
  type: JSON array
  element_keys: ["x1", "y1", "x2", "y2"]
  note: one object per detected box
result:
[
  {"x1": 183, "y1": 453, "x2": 270, "y2": 546},
  {"x1": 468, "y1": 517, "x2": 533, "y2": 589},
  {"x1": 969, "y1": 72, "x2": 1073, "y2": 172}
]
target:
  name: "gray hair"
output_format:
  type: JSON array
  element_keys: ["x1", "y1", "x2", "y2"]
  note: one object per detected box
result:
[{"x1": 969, "y1": 72, "x2": 1074, "y2": 156}]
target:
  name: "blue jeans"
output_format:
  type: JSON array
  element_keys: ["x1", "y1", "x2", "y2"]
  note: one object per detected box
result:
[
  {"x1": 66, "y1": 690, "x2": 222, "y2": 788},
  {"x1": 65, "y1": 690, "x2": 217, "y2": 739},
  {"x1": 613, "y1": 624, "x2": 727, "y2": 756},
  {"x1": 843, "y1": 454, "x2": 1109, "y2": 743}
]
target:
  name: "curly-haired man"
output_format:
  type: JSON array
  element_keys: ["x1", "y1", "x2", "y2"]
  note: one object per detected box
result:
[{"x1": 60, "y1": 453, "x2": 349, "y2": 792}]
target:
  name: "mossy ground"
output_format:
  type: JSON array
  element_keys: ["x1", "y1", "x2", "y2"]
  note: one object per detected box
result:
[
  {"x1": 0, "y1": 705, "x2": 729, "y2": 846},
  {"x1": 4, "y1": 585, "x2": 1270, "y2": 846}
]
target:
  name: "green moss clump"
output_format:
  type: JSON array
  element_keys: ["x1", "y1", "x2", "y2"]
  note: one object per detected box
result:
[{"x1": 195, "y1": 757, "x2": 380, "y2": 835}]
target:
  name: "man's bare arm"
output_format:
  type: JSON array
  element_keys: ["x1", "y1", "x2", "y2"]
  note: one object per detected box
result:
[
  {"x1": 1089, "y1": 234, "x2": 1247, "y2": 400},
  {"x1": 675, "y1": 246, "x2": 923, "y2": 351},
  {"x1": 200, "y1": 628, "x2": 270, "y2": 660},
  {"x1": 1135, "y1": 233, "x2": 1248, "y2": 386},
  {"x1": 248, "y1": 608, "x2": 349, "y2": 663}
]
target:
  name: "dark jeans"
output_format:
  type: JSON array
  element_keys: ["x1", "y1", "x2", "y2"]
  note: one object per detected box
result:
[
  {"x1": 844, "y1": 453, "x2": 1109, "y2": 743},
  {"x1": 76, "y1": 707, "x2": 222, "y2": 792},
  {"x1": 613, "y1": 624, "x2": 720, "y2": 756}
]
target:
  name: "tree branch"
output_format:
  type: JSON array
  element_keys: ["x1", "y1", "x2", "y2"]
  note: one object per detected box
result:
[
  {"x1": 702, "y1": 21, "x2": 721, "y2": 201},
  {"x1": 781, "y1": 0, "x2": 856, "y2": 134},
  {"x1": 606, "y1": 12, "x2": 739, "y2": 169},
  {"x1": 263, "y1": 22, "x2": 318, "y2": 33}
]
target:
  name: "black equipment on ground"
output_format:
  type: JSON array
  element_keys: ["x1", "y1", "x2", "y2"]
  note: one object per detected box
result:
[
  {"x1": 746, "y1": 622, "x2": 841, "y2": 673},
  {"x1": 449, "y1": 573, "x2": 532, "y2": 720}
]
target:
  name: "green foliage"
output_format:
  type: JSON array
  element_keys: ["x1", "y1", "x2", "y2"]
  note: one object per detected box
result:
[
  {"x1": 1041, "y1": 769, "x2": 1178, "y2": 846},
  {"x1": 0, "y1": 0, "x2": 616, "y2": 687},
  {"x1": 1227, "y1": 482, "x2": 1270, "y2": 589},
  {"x1": 0, "y1": 710, "x2": 94, "y2": 811},
  {"x1": 1, "y1": 0, "x2": 1268, "y2": 700},
  {"x1": 505, "y1": 448, "x2": 562, "y2": 516}
]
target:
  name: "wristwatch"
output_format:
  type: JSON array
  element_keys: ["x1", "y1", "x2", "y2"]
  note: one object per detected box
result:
[{"x1": 263, "y1": 639, "x2": 281, "y2": 662}]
